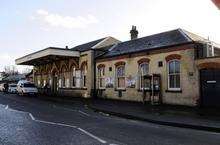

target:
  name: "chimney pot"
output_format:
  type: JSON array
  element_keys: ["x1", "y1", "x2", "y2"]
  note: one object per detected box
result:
[{"x1": 130, "y1": 25, "x2": 138, "y2": 40}]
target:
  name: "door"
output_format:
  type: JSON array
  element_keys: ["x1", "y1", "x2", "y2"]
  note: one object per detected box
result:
[
  {"x1": 200, "y1": 69, "x2": 220, "y2": 107},
  {"x1": 52, "y1": 76, "x2": 58, "y2": 93}
]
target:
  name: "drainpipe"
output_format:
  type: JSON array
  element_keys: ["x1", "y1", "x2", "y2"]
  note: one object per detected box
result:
[{"x1": 93, "y1": 49, "x2": 97, "y2": 99}]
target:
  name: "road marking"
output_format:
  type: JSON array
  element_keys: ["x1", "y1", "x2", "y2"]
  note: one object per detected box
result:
[
  {"x1": 78, "y1": 127, "x2": 107, "y2": 144},
  {"x1": 5, "y1": 105, "x2": 8, "y2": 110},
  {"x1": 52, "y1": 105, "x2": 91, "y2": 117},
  {"x1": 2, "y1": 103, "x2": 107, "y2": 144},
  {"x1": 35, "y1": 120, "x2": 106, "y2": 144},
  {"x1": 29, "y1": 113, "x2": 35, "y2": 120},
  {"x1": 8, "y1": 108, "x2": 27, "y2": 114},
  {"x1": 78, "y1": 110, "x2": 90, "y2": 116},
  {"x1": 27, "y1": 112, "x2": 106, "y2": 144},
  {"x1": 35, "y1": 119, "x2": 77, "y2": 128},
  {"x1": 99, "y1": 112, "x2": 110, "y2": 116}
]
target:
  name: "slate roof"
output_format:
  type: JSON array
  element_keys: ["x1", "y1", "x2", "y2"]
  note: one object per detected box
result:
[
  {"x1": 71, "y1": 37, "x2": 107, "y2": 52},
  {"x1": 98, "y1": 29, "x2": 207, "y2": 58},
  {"x1": 94, "y1": 45, "x2": 115, "y2": 58}
]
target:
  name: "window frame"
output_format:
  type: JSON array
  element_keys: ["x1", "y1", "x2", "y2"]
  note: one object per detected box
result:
[
  {"x1": 116, "y1": 65, "x2": 126, "y2": 89},
  {"x1": 62, "y1": 76, "x2": 66, "y2": 88},
  {"x1": 71, "y1": 66, "x2": 76, "y2": 88},
  {"x1": 98, "y1": 66, "x2": 105, "y2": 89},
  {"x1": 168, "y1": 59, "x2": 181, "y2": 91},
  {"x1": 139, "y1": 62, "x2": 149, "y2": 90},
  {"x1": 61, "y1": 66, "x2": 68, "y2": 88},
  {"x1": 81, "y1": 63, "x2": 87, "y2": 88}
]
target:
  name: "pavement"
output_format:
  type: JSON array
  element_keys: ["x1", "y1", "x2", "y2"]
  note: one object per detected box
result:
[
  {"x1": 89, "y1": 99, "x2": 220, "y2": 133},
  {"x1": 37, "y1": 95, "x2": 220, "y2": 133},
  {"x1": 0, "y1": 93, "x2": 220, "y2": 145}
]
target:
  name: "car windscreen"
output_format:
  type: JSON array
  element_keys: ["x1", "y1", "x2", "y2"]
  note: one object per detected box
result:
[{"x1": 23, "y1": 83, "x2": 36, "y2": 88}]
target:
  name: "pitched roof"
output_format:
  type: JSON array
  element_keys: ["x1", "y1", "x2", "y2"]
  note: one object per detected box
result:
[
  {"x1": 98, "y1": 29, "x2": 208, "y2": 58},
  {"x1": 71, "y1": 37, "x2": 107, "y2": 52},
  {"x1": 94, "y1": 45, "x2": 114, "y2": 58}
]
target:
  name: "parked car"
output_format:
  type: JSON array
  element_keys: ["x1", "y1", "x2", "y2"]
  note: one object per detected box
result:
[
  {"x1": 8, "y1": 84, "x2": 17, "y2": 93},
  {"x1": 0, "y1": 83, "x2": 8, "y2": 93},
  {"x1": 17, "y1": 80, "x2": 38, "y2": 96}
]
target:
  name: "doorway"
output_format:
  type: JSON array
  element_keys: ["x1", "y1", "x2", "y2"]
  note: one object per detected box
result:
[{"x1": 200, "y1": 69, "x2": 220, "y2": 107}]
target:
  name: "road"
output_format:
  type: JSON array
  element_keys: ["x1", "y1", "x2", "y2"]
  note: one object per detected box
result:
[{"x1": 0, "y1": 93, "x2": 219, "y2": 145}]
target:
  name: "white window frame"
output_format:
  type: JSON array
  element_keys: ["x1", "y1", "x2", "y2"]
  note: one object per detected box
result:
[
  {"x1": 98, "y1": 67, "x2": 105, "y2": 89},
  {"x1": 116, "y1": 65, "x2": 126, "y2": 89},
  {"x1": 168, "y1": 59, "x2": 181, "y2": 91},
  {"x1": 139, "y1": 63, "x2": 149, "y2": 90}
]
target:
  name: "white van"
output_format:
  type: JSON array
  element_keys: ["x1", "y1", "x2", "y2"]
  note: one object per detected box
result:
[
  {"x1": 17, "y1": 80, "x2": 38, "y2": 96},
  {"x1": 8, "y1": 84, "x2": 17, "y2": 93}
]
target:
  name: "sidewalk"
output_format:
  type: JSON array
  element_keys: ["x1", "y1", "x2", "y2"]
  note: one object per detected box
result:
[
  {"x1": 89, "y1": 99, "x2": 220, "y2": 132},
  {"x1": 38, "y1": 95, "x2": 220, "y2": 133}
]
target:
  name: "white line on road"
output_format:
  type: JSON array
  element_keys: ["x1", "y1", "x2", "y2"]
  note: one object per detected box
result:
[
  {"x1": 27, "y1": 112, "x2": 106, "y2": 144},
  {"x1": 99, "y1": 112, "x2": 110, "y2": 116},
  {"x1": 78, "y1": 127, "x2": 107, "y2": 144},
  {"x1": 3, "y1": 104, "x2": 107, "y2": 144},
  {"x1": 52, "y1": 105, "x2": 91, "y2": 117},
  {"x1": 35, "y1": 119, "x2": 106, "y2": 144},
  {"x1": 35, "y1": 119, "x2": 77, "y2": 129},
  {"x1": 78, "y1": 110, "x2": 90, "y2": 116},
  {"x1": 29, "y1": 113, "x2": 35, "y2": 120},
  {"x1": 5, "y1": 105, "x2": 8, "y2": 110}
]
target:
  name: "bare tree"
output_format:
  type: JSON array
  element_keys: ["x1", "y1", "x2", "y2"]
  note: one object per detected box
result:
[{"x1": 3, "y1": 65, "x2": 18, "y2": 75}]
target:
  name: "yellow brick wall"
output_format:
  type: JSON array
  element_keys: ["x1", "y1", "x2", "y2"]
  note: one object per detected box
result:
[{"x1": 96, "y1": 47, "x2": 200, "y2": 106}]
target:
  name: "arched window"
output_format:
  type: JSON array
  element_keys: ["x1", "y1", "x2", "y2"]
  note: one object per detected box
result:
[
  {"x1": 139, "y1": 63, "x2": 149, "y2": 89},
  {"x1": 98, "y1": 65, "x2": 105, "y2": 88},
  {"x1": 71, "y1": 66, "x2": 76, "y2": 87},
  {"x1": 168, "y1": 60, "x2": 180, "y2": 90},
  {"x1": 116, "y1": 65, "x2": 125, "y2": 89},
  {"x1": 81, "y1": 62, "x2": 87, "y2": 88},
  {"x1": 61, "y1": 66, "x2": 66, "y2": 88}
]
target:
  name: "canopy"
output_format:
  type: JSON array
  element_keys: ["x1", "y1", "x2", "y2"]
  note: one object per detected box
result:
[{"x1": 15, "y1": 47, "x2": 80, "y2": 66}]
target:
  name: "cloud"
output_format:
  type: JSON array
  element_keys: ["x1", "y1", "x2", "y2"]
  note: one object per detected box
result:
[
  {"x1": 0, "y1": 53, "x2": 33, "y2": 72},
  {"x1": 33, "y1": 9, "x2": 99, "y2": 29},
  {"x1": 0, "y1": 53, "x2": 15, "y2": 71}
]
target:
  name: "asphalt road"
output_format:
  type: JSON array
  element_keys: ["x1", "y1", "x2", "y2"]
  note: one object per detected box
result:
[{"x1": 0, "y1": 93, "x2": 220, "y2": 145}]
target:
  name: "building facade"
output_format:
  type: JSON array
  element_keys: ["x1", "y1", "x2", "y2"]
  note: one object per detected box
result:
[
  {"x1": 16, "y1": 28, "x2": 220, "y2": 107},
  {"x1": 16, "y1": 37, "x2": 120, "y2": 98}
]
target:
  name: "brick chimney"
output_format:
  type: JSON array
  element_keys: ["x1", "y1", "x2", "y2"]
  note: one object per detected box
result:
[{"x1": 130, "y1": 25, "x2": 138, "y2": 40}]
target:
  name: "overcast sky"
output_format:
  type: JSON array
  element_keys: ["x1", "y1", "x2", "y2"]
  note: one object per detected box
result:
[{"x1": 0, "y1": 0, "x2": 220, "y2": 72}]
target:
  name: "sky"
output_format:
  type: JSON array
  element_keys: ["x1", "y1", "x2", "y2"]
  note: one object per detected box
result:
[{"x1": 0, "y1": 0, "x2": 220, "y2": 72}]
